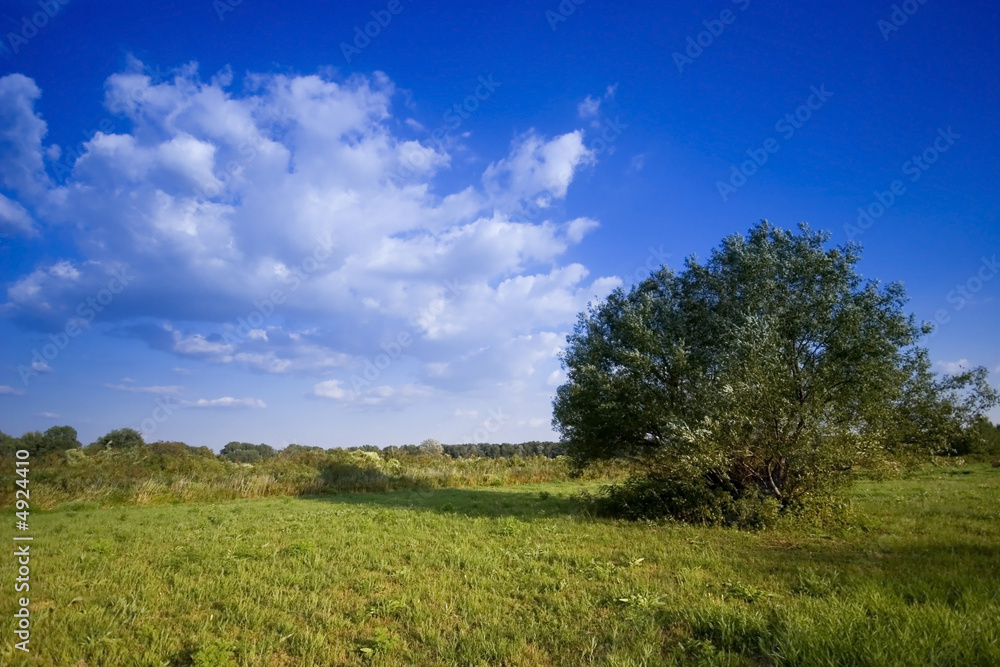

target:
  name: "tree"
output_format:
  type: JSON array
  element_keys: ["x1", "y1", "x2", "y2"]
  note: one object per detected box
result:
[
  {"x1": 552, "y1": 221, "x2": 998, "y2": 523},
  {"x1": 418, "y1": 438, "x2": 444, "y2": 456},
  {"x1": 220, "y1": 441, "x2": 277, "y2": 463},
  {"x1": 42, "y1": 426, "x2": 82, "y2": 454},
  {"x1": 88, "y1": 428, "x2": 145, "y2": 451}
]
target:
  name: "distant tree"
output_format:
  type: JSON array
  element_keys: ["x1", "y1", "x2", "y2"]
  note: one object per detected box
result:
[
  {"x1": 553, "y1": 222, "x2": 999, "y2": 524},
  {"x1": 15, "y1": 431, "x2": 44, "y2": 455},
  {"x1": 88, "y1": 428, "x2": 145, "y2": 451},
  {"x1": 951, "y1": 416, "x2": 1000, "y2": 459},
  {"x1": 220, "y1": 441, "x2": 277, "y2": 463},
  {"x1": 42, "y1": 426, "x2": 82, "y2": 454},
  {"x1": 418, "y1": 438, "x2": 444, "y2": 456},
  {"x1": 0, "y1": 430, "x2": 16, "y2": 457},
  {"x1": 149, "y1": 441, "x2": 190, "y2": 457}
]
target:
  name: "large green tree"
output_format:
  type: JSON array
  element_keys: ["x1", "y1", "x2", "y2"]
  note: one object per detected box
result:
[{"x1": 552, "y1": 222, "x2": 997, "y2": 522}]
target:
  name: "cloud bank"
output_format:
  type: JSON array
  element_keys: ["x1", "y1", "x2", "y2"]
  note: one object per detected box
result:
[{"x1": 1, "y1": 60, "x2": 619, "y2": 411}]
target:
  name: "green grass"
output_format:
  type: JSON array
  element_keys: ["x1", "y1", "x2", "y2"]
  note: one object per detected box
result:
[{"x1": 2, "y1": 465, "x2": 999, "y2": 666}]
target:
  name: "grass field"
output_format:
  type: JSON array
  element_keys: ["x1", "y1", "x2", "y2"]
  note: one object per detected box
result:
[{"x1": 2, "y1": 464, "x2": 999, "y2": 666}]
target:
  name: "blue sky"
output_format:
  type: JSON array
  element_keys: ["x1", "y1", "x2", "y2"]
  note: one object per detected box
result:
[{"x1": 0, "y1": 0, "x2": 997, "y2": 448}]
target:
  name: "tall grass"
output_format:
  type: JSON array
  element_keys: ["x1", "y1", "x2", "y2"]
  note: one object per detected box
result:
[{"x1": 0, "y1": 446, "x2": 625, "y2": 509}]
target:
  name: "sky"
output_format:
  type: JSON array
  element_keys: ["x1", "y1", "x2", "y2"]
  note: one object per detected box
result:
[{"x1": 0, "y1": 0, "x2": 997, "y2": 449}]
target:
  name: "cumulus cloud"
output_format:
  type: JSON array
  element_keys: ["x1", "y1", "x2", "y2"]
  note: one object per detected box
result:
[
  {"x1": 482, "y1": 130, "x2": 595, "y2": 203},
  {"x1": 0, "y1": 61, "x2": 617, "y2": 410}
]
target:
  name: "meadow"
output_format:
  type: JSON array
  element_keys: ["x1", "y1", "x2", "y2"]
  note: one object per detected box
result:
[{"x1": 1, "y1": 463, "x2": 998, "y2": 666}]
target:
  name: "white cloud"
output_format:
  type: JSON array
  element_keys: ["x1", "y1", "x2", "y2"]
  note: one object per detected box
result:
[
  {"x1": 105, "y1": 383, "x2": 183, "y2": 395},
  {"x1": 183, "y1": 397, "x2": 266, "y2": 408},
  {"x1": 565, "y1": 217, "x2": 599, "y2": 243},
  {"x1": 578, "y1": 84, "x2": 618, "y2": 119},
  {"x1": 314, "y1": 379, "x2": 433, "y2": 408},
  {"x1": 37, "y1": 412, "x2": 59, "y2": 419},
  {"x1": 314, "y1": 379, "x2": 351, "y2": 400},
  {"x1": 577, "y1": 95, "x2": 601, "y2": 118},
  {"x1": 482, "y1": 130, "x2": 595, "y2": 203},
  {"x1": 0, "y1": 385, "x2": 26, "y2": 395},
  {"x1": 628, "y1": 153, "x2": 645, "y2": 173},
  {"x1": 935, "y1": 359, "x2": 970, "y2": 374},
  {"x1": 0, "y1": 193, "x2": 36, "y2": 236},
  {"x1": 0, "y1": 74, "x2": 52, "y2": 199}
]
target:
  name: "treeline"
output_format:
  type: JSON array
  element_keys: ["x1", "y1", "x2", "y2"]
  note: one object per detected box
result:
[
  {"x1": 0, "y1": 427, "x2": 566, "y2": 462},
  {"x1": 5, "y1": 422, "x2": 999, "y2": 465},
  {"x1": 217, "y1": 440, "x2": 565, "y2": 462}
]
